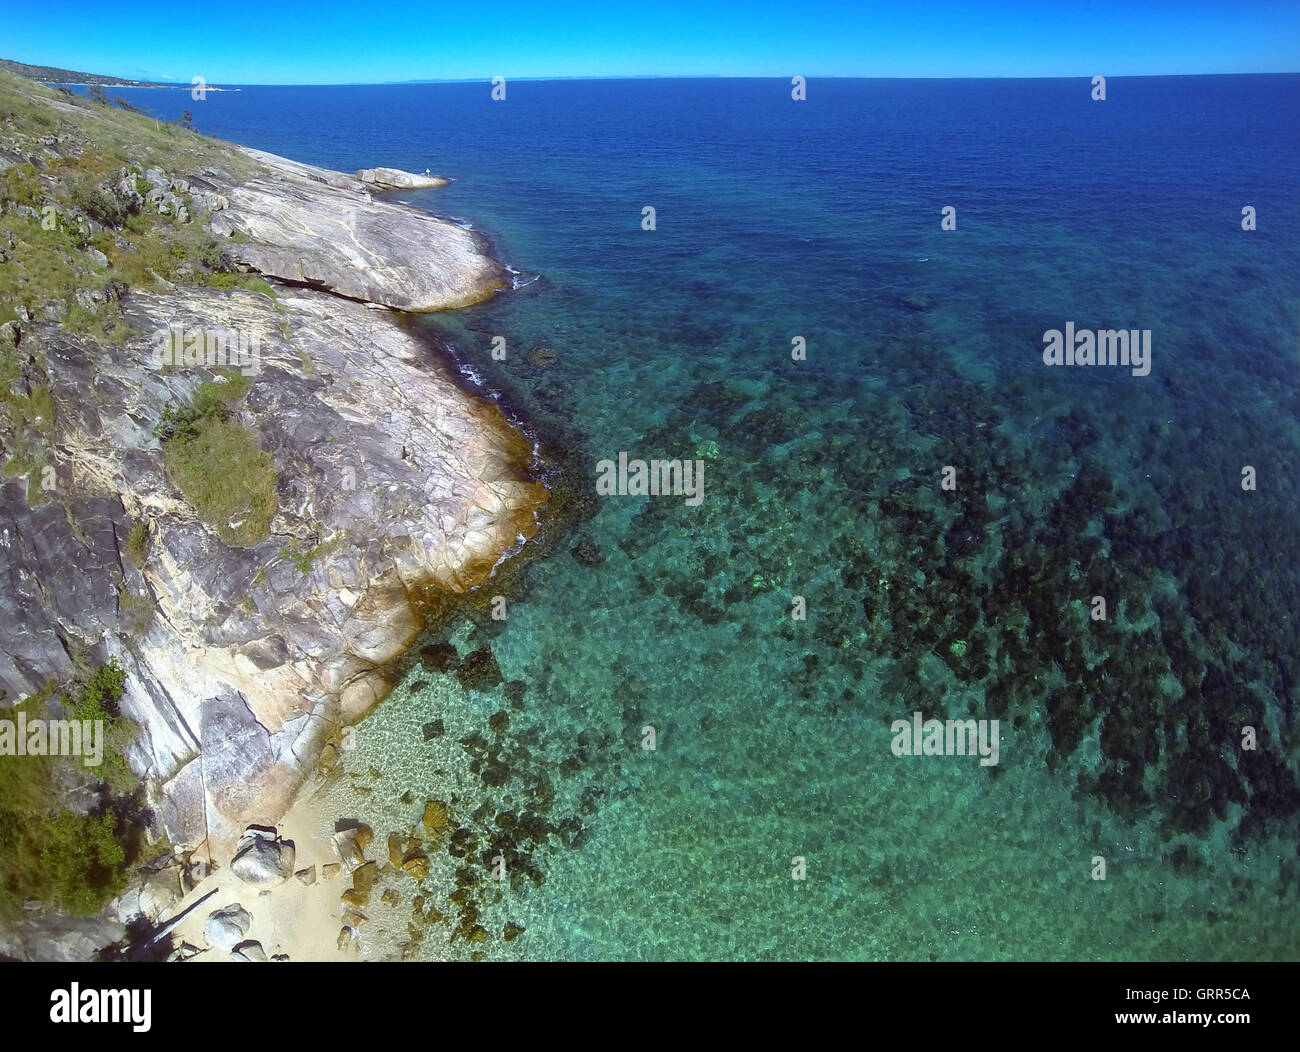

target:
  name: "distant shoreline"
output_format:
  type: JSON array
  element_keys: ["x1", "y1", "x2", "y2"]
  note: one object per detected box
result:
[{"x1": 49, "y1": 82, "x2": 238, "y2": 91}]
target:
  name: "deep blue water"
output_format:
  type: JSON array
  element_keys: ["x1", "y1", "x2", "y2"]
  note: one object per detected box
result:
[{"x1": 113, "y1": 77, "x2": 1300, "y2": 960}]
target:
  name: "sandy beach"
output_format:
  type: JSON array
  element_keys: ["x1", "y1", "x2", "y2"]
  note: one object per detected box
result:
[{"x1": 169, "y1": 785, "x2": 359, "y2": 962}]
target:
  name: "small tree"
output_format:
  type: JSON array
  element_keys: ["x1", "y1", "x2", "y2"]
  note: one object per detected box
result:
[{"x1": 87, "y1": 83, "x2": 109, "y2": 105}]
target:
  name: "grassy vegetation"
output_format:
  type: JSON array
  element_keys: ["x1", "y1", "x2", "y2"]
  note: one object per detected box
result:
[
  {"x1": 0, "y1": 343, "x2": 56, "y2": 501},
  {"x1": 194, "y1": 270, "x2": 277, "y2": 298},
  {"x1": 0, "y1": 68, "x2": 260, "y2": 178},
  {"x1": 279, "y1": 531, "x2": 344, "y2": 574},
  {"x1": 116, "y1": 585, "x2": 155, "y2": 638},
  {"x1": 0, "y1": 67, "x2": 267, "y2": 338},
  {"x1": 154, "y1": 374, "x2": 278, "y2": 547},
  {"x1": 0, "y1": 660, "x2": 151, "y2": 920},
  {"x1": 152, "y1": 371, "x2": 252, "y2": 441},
  {"x1": 123, "y1": 521, "x2": 149, "y2": 566},
  {"x1": 0, "y1": 74, "x2": 281, "y2": 925},
  {"x1": 0, "y1": 67, "x2": 281, "y2": 518}
]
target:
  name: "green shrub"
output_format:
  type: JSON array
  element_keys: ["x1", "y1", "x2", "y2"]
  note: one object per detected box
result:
[
  {"x1": 41, "y1": 811, "x2": 127, "y2": 915},
  {"x1": 68, "y1": 178, "x2": 127, "y2": 228},
  {"x1": 124, "y1": 521, "x2": 149, "y2": 566},
  {"x1": 195, "y1": 271, "x2": 277, "y2": 299},
  {"x1": 153, "y1": 373, "x2": 253, "y2": 443},
  {"x1": 164, "y1": 413, "x2": 278, "y2": 547},
  {"x1": 0, "y1": 660, "x2": 139, "y2": 919},
  {"x1": 71, "y1": 658, "x2": 127, "y2": 722}
]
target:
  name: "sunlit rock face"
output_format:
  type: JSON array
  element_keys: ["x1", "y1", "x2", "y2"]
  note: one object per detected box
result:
[
  {"x1": 0, "y1": 146, "x2": 546, "y2": 859},
  {"x1": 212, "y1": 149, "x2": 506, "y2": 311}
]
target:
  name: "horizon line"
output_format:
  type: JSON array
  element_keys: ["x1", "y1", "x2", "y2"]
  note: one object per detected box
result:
[{"x1": 43, "y1": 70, "x2": 1300, "y2": 89}]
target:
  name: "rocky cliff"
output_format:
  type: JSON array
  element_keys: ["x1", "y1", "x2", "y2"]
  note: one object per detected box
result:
[{"x1": 0, "y1": 78, "x2": 549, "y2": 877}]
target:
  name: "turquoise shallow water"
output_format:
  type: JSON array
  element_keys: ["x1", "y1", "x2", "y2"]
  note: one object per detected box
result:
[{"x1": 118, "y1": 76, "x2": 1300, "y2": 959}]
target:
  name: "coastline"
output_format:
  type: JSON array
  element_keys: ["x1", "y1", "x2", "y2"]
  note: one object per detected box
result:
[{"x1": 0, "y1": 69, "x2": 555, "y2": 957}]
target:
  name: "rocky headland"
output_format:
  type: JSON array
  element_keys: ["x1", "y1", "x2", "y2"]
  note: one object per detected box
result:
[{"x1": 0, "y1": 70, "x2": 548, "y2": 957}]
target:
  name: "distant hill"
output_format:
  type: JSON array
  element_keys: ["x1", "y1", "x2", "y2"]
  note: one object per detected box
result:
[{"x1": 0, "y1": 57, "x2": 169, "y2": 87}]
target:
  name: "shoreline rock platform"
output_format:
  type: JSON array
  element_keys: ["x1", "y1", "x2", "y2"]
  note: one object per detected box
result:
[{"x1": 0, "y1": 123, "x2": 550, "y2": 906}]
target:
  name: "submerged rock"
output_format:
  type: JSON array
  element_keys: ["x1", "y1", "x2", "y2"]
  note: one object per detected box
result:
[
  {"x1": 422, "y1": 799, "x2": 452, "y2": 835},
  {"x1": 456, "y1": 647, "x2": 503, "y2": 692}
]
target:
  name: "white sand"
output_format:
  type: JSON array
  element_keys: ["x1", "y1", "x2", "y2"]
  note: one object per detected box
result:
[{"x1": 169, "y1": 785, "x2": 358, "y2": 962}]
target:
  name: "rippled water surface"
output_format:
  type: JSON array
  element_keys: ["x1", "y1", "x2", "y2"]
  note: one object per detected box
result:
[{"x1": 118, "y1": 76, "x2": 1300, "y2": 960}]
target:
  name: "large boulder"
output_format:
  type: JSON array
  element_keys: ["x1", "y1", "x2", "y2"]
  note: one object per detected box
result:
[{"x1": 230, "y1": 827, "x2": 295, "y2": 887}]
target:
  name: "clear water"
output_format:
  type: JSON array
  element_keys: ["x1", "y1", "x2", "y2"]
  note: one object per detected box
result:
[{"x1": 114, "y1": 77, "x2": 1300, "y2": 960}]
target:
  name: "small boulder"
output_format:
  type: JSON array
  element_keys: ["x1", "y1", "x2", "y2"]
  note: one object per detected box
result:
[
  {"x1": 204, "y1": 904, "x2": 252, "y2": 951},
  {"x1": 331, "y1": 827, "x2": 368, "y2": 871},
  {"x1": 231, "y1": 940, "x2": 267, "y2": 962},
  {"x1": 341, "y1": 861, "x2": 380, "y2": 908}
]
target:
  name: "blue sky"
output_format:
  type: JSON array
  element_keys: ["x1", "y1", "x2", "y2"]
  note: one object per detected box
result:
[{"x1": 6, "y1": 1, "x2": 1299, "y2": 83}]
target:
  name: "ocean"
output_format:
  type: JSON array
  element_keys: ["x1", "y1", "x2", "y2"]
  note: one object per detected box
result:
[{"x1": 112, "y1": 76, "x2": 1300, "y2": 960}]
